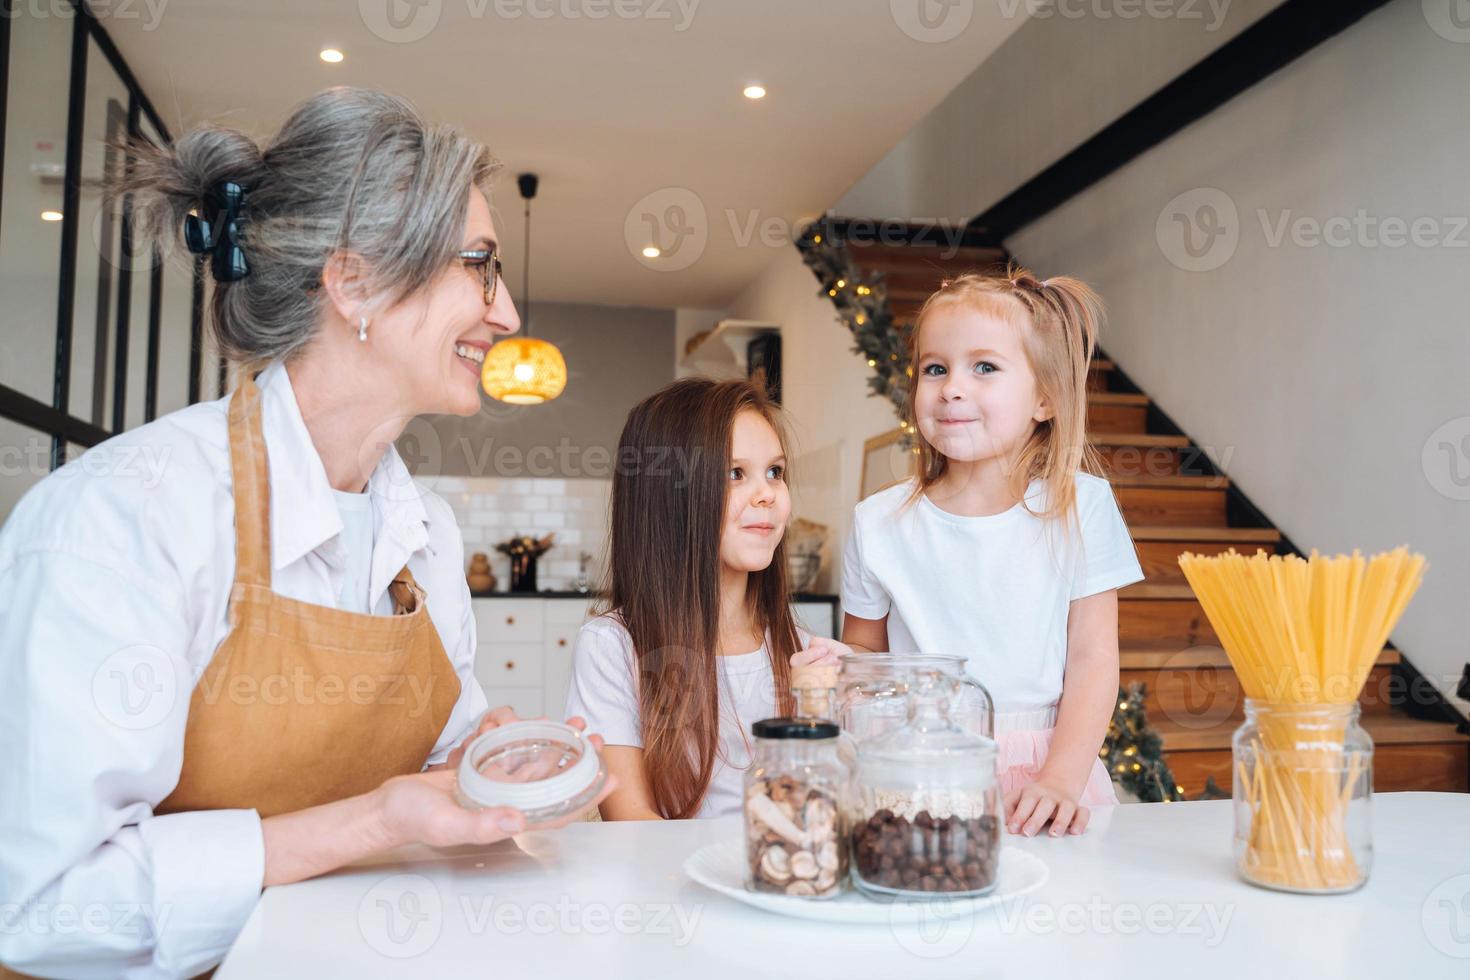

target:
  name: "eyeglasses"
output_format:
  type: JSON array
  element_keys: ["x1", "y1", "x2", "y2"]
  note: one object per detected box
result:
[{"x1": 459, "y1": 248, "x2": 502, "y2": 307}]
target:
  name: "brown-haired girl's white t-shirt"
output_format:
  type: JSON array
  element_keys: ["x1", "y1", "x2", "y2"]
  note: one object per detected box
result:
[{"x1": 564, "y1": 613, "x2": 808, "y2": 819}]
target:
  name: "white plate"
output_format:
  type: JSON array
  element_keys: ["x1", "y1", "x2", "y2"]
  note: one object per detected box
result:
[{"x1": 682, "y1": 840, "x2": 1048, "y2": 924}]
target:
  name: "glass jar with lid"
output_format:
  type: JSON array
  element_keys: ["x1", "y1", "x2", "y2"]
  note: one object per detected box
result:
[
  {"x1": 744, "y1": 718, "x2": 849, "y2": 899},
  {"x1": 838, "y1": 653, "x2": 994, "y2": 743},
  {"x1": 455, "y1": 720, "x2": 607, "y2": 825},
  {"x1": 849, "y1": 669, "x2": 1001, "y2": 899}
]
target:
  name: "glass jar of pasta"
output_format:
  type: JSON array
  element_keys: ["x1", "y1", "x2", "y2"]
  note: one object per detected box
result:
[
  {"x1": 1232, "y1": 700, "x2": 1373, "y2": 894},
  {"x1": 849, "y1": 669, "x2": 1001, "y2": 899}
]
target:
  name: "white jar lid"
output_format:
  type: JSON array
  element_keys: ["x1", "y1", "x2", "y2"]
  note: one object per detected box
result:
[{"x1": 455, "y1": 720, "x2": 605, "y2": 818}]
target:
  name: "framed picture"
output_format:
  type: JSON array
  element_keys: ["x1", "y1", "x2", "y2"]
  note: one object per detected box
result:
[{"x1": 860, "y1": 428, "x2": 915, "y2": 501}]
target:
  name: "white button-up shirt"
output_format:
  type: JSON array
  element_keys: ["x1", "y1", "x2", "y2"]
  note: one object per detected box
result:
[{"x1": 0, "y1": 361, "x2": 488, "y2": 979}]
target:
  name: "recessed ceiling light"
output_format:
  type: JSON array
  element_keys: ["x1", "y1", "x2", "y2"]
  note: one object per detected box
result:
[
  {"x1": 320, "y1": 48, "x2": 344, "y2": 64},
  {"x1": 743, "y1": 84, "x2": 766, "y2": 100},
  {"x1": 642, "y1": 245, "x2": 661, "y2": 258},
  {"x1": 41, "y1": 210, "x2": 63, "y2": 222}
]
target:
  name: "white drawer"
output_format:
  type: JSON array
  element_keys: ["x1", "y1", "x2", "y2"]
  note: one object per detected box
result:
[
  {"x1": 475, "y1": 642, "x2": 544, "y2": 689},
  {"x1": 481, "y1": 685, "x2": 544, "y2": 719},
  {"x1": 474, "y1": 599, "x2": 545, "y2": 644},
  {"x1": 546, "y1": 598, "x2": 593, "y2": 625}
]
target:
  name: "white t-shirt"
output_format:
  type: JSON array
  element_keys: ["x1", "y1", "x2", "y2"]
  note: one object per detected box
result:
[
  {"x1": 331, "y1": 488, "x2": 376, "y2": 614},
  {"x1": 564, "y1": 613, "x2": 809, "y2": 819},
  {"x1": 841, "y1": 473, "x2": 1144, "y2": 713}
]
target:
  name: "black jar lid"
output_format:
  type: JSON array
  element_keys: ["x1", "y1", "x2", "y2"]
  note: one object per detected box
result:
[{"x1": 751, "y1": 717, "x2": 839, "y2": 740}]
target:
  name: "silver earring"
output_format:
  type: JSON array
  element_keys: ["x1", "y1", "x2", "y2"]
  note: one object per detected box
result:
[{"x1": 358, "y1": 316, "x2": 368, "y2": 342}]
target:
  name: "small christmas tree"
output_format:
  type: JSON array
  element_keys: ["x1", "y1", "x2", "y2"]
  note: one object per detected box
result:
[{"x1": 1102, "y1": 683, "x2": 1184, "y2": 802}]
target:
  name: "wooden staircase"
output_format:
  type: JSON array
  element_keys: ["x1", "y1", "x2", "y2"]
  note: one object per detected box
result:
[{"x1": 839, "y1": 231, "x2": 1470, "y2": 795}]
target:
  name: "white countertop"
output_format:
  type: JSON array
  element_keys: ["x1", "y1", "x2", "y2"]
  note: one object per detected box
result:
[{"x1": 218, "y1": 792, "x2": 1470, "y2": 979}]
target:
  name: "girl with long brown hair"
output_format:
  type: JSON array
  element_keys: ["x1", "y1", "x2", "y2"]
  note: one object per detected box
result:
[
  {"x1": 842, "y1": 266, "x2": 1143, "y2": 839},
  {"x1": 565, "y1": 378, "x2": 848, "y2": 819}
]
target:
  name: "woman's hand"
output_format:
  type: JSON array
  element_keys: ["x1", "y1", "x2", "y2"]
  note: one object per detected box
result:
[
  {"x1": 791, "y1": 636, "x2": 853, "y2": 669},
  {"x1": 374, "y1": 715, "x2": 615, "y2": 849},
  {"x1": 1004, "y1": 774, "x2": 1090, "y2": 838}
]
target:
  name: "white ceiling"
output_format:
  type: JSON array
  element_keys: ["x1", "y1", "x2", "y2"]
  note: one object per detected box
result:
[{"x1": 106, "y1": 0, "x2": 1025, "y2": 309}]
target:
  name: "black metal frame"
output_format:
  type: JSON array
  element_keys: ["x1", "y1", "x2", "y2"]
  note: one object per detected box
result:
[{"x1": 0, "y1": 0, "x2": 213, "y2": 477}]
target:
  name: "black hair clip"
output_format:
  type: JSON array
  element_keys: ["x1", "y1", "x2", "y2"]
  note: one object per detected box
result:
[{"x1": 184, "y1": 180, "x2": 250, "y2": 282}]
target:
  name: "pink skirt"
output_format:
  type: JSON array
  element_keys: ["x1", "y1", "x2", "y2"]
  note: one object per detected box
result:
[{"x1": 996, "y1": 710, "x2": 1118, "y2": 808}]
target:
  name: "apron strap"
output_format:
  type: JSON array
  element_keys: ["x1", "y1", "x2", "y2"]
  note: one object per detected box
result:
[{"x1": 227, "y1": 373, "x2": 272, "y2": 590}]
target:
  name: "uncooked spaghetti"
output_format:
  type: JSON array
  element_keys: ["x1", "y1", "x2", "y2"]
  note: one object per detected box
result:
[{"x1": 1177, "y1": 547, "x2": 1426, "y2": 891}]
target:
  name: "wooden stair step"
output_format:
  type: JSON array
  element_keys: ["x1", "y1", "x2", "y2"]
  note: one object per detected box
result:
[
  {"x1": 1090, "y1": 392, "x2": 1149, "y2": 406},
  {"x1": 1158, "y1": 713, "x2": 1470, "y2": 795},
  {"x1": 1115, "y1": 486, "x2": 1227, "y2": 527},
  {"x1": 1118, "y1": 596, "x2": 1217, "y2": 646},
  {"x1": 1120, "y1": 582, "x2": 1196, "y2": 600},
  {"x1": 847, "y1": 240, "x2": 1007, "y2": 268},
  {"x1": 1092, "y1": 433, "x2": 1187, "y2": 448},
  {"x1": 1126, "y1": 663, "x2": 1403, "y2": 723},
  {"x1": 1119, "y1": 645, "x2": 1399, "y2": 670},
  {"x1": 1129, "y1": 526, "x2": 1280, "y2": 543},
  {"x1": 1108, "y1": 473, "x2": 1227, "y2": 490}
]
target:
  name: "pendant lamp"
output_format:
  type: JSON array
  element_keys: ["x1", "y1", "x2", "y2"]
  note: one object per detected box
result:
[{"x1": 481, "y1": 173, "x2": 567, "y2": 405}]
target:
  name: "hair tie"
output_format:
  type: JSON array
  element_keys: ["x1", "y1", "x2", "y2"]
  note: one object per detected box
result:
[{"x1": 184, "y1": 180, "x2": 250, "y2": 282}]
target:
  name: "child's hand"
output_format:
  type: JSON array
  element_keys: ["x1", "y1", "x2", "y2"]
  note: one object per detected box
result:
[
  {"x1": 790, "y1": 636, "x2": 852, "y2": 669},
  {"x1": 1005, "y1": 775, "x2": 1090, "y2": 837}
]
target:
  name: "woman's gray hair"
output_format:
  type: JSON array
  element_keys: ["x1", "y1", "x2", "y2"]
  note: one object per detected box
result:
[{"x1": 113, "y1": 86, "x2": 498, "y2": 363}]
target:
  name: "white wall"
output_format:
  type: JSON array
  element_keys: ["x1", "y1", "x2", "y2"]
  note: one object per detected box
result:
[
  {"x1": 836, "y1": 0, "x2": 1284, "y2": 222},
  {"x1": 1008, "y1": 0, "x2": 1470, "y2": 713},
  {"x1": 725, "y1": 247, "x2": 898, "y2": 592}
]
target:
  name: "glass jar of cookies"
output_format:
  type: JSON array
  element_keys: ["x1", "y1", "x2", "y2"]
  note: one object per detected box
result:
[{"x1": 743, "y1": 718, "x2": 848, "y2": 899}]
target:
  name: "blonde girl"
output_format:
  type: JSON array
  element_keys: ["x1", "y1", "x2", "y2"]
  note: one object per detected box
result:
[{"x1": 842, "y1": 266, "x2": 1143, "y2": 837}]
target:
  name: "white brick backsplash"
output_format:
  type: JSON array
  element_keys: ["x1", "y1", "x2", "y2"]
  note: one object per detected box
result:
[{"x1": 442, "y1": 477, "x2": 609, "y2": 588}]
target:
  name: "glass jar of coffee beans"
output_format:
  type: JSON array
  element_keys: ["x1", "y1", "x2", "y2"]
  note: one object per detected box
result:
[{"x1": 849, "y1": 670, "x2": 1001, "y2": 899}]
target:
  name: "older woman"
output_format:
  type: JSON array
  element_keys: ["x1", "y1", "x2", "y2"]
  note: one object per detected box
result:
[{"x1": 0, "y1": 87, "x2": 611, "y2": 978}]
